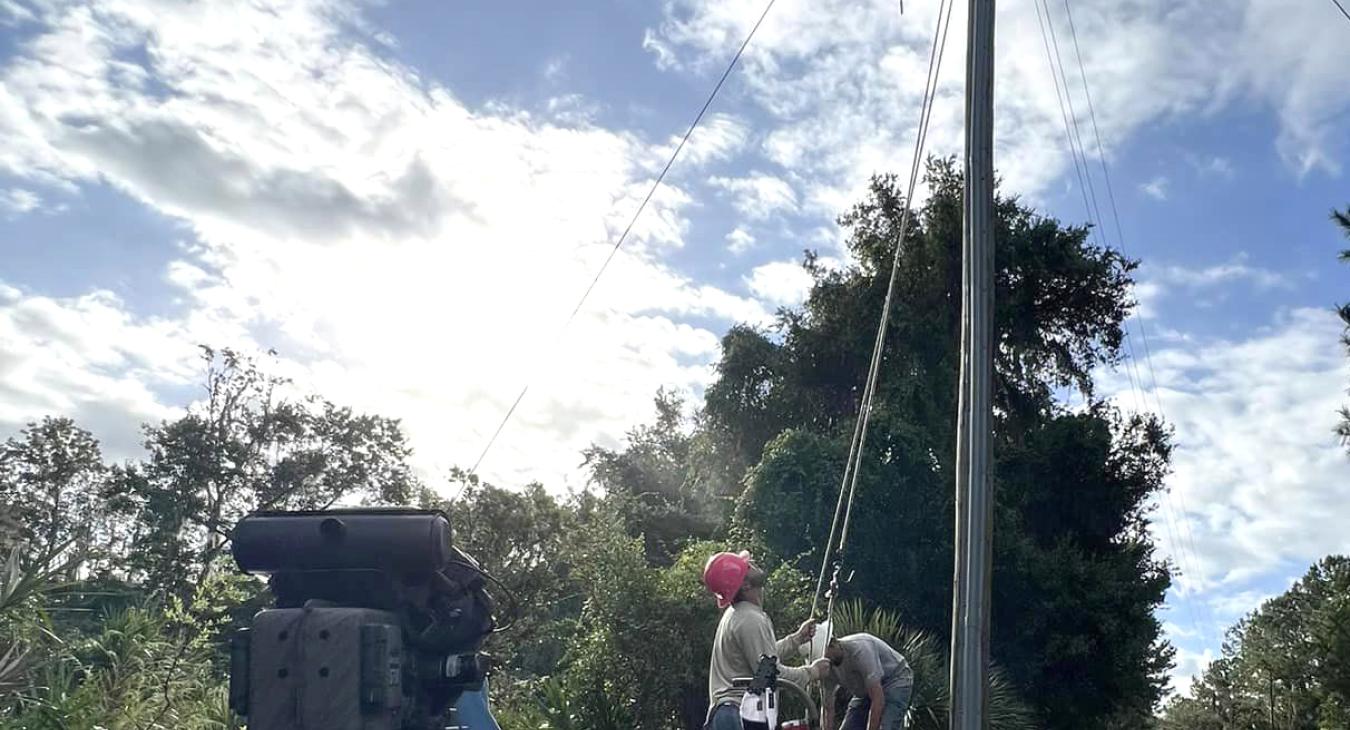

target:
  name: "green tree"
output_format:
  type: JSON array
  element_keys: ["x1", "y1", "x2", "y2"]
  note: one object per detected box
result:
[
  {"x1": 116, "y1": 347, "x2": 422, "y2": 597},
  {"x1": 583, "y1": 390, "x2": 720, "y2": 565},
  {"x1": 0, "y1": 418, "x2": 108, "y2": 574},
  {"x1": 714, "y1": 160, "x2": 1171, "y2": 727}
]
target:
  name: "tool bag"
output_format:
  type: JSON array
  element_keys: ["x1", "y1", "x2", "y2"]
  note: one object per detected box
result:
[{"x1": 739, "y1": 655, "x2": 779, "y2": 728}]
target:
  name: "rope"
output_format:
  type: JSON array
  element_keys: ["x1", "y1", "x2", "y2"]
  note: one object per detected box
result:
[
  {"x1": 809, "y1": 0, "x2": 956, "y2": 624},
  {"x1": 455, "y1": 0, "x2": 781, "y2": 497}
]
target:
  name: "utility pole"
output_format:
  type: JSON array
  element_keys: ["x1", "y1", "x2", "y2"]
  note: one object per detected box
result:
[{"x1": 949, "y1": 0, "x2": 996, "y2": 727}]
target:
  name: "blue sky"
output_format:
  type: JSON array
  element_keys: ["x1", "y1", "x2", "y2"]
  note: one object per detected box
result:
[{"x1": 1, "y1": 0, "x2": 1348, "y2": 698}]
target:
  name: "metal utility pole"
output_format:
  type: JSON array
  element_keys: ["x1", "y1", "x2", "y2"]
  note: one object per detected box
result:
[{"x1": 949, "y1": 0, "x2": 996, "y2": 727}]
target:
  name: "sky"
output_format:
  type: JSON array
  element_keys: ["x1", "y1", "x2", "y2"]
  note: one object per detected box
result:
[{"x1": 2, "y1": 0, "x2": 1349, "y2": 700}]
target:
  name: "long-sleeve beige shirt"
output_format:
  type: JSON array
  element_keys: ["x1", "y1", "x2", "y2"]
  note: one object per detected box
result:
[{"x1": 707, "y1": 601, "x2": 810, "y2": 709}]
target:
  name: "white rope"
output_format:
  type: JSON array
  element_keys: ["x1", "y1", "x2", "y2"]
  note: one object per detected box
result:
[{"x1": 810, "y1": 0, "x2": 956, "y2": 627}]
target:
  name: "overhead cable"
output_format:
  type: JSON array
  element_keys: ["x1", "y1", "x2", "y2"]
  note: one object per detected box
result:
[{"x1": 458, "y1": 0, "x2": 781, "y2": 497}]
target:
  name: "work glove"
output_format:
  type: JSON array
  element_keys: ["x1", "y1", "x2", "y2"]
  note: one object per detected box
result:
[
  {"x1": 794, "y1": 618, "x2": 817, "y2": 643},
  {"x1": 808, "y1": 657, "x2": 832, "y2": 681}
]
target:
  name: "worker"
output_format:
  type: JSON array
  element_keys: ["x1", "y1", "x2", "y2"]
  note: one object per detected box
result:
[
  {"x1": 819, "y1": 633, "x2": 914, "y2": 730},
  {"x1": 702, "y1": 550, "x2": 831, "y2": 730}
]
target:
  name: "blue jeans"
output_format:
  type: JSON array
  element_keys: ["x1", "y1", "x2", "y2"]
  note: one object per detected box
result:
[
  {"x1": 841, "y1": 683, "x2": 911, "y2": 730},
  {"x1": 707, "y1": 703, "x2": 740, "y2": 730}
]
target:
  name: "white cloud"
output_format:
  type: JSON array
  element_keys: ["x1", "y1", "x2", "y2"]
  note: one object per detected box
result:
[
  {"x1": 1134, "y1": 254, "x2": 1293, "y2": 317},
  {"x1": 1169, "y1": 645, "x2": 1216, "y2": 698},
  {"x1": 0, "y1": 187, "x2": 40, "y2": 216},
  {"x1": 1162, "y1": 621, "x2": 1199, "y2": 640},
  {"x1": 1189, "y1": 155, "x2": 1236, "y2": 180},
  {"x1": 1156, "y1": 255, "x2": 1291, "y2": 290},
  {"x1": 1099, "y1": 308, "x2": 1350, "y2": 595},
  {"x1": 1140, "y1": 176, "x2": 1168, "y2": 201},
  {"x1": 543, "y1": 55, "x2": 568, "y2": 83},
  {"x1": 726, "y1": 226, "x2": 757, "y2": 255},
  {"x1": 1209, "y1": 589, "x2": 1274, "y2": 619},
  {"x1": 645, "y1": 0, "x2": 1350, "y2": 218},
  {"x1": 708, "y1": 171, "x2": 798, "y2": 220},
  {"x1": 0, "y1": 0, "x2": 35, "y2": 25},
  {"x1": 0, "y1": 0, "x2": 771, "y2": 491},
  {"x1": 655, "y1": 112, "x2": 750, "y2": 168},
  {"x1": 0, "y1": 283, "x2": 206, "y2": 461},
  {"x1": 745, "y1": 259, "x2": 813, "y2": 306}
]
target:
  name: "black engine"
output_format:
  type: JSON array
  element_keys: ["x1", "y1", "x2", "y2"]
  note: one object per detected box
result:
[{"x1": 228, "y1": 509, "x2": 499, "y2": 730}]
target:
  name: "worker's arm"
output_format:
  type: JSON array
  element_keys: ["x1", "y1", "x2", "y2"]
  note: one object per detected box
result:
[
  {"x1": 865, "y1": 681, "x2": 886, "y2": 730},
  {"x1": 775, "y1": 618, "x2": 816, "y2": 657},
  {"x1": 820, "y1": 680, "x2": 839, "y2": 730}
]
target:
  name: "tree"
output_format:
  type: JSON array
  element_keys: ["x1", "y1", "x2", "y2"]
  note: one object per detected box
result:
[
  {"x1": 0, "y1": 418, "x2": 108, "y2": 574},
  {"x1": 583, "y1": 390, "x2": 720, "y2": 565},
  {"x1": 117, "y1": 347, "x2": 422, "y2": 598},
  {"x1": 714, "y1": 160, "x2": 1172, "y2": 726}
]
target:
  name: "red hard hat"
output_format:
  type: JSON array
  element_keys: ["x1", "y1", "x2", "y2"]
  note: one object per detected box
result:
[{"x1": 703, "y1": 550, "x2": 752, "y2": 609}]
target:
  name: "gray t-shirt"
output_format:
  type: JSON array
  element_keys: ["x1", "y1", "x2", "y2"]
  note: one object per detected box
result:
[
  {"x1": 707, "y1": 601, "x2": 810, "y2": 709},
  {"x1": 825, "y1": 633, "x2": 914, "y2": 699}
]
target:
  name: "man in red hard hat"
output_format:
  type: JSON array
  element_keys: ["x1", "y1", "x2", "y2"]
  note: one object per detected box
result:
[{"x1": 703, "y1": 550, "x2": 830, "y2": 729}]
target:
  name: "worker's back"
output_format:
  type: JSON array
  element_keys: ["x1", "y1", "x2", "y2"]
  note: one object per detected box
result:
[
  {"x1": 832, "y1": 633, "x2": 914, "y2": 696},
  {"x1": 707, "y1": 601, "x2": 773, "y2": 708}
]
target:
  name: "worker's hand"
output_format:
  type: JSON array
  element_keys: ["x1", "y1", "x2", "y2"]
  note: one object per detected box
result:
[
  {"x1": 808, "y1": 657, "x2": 832, "y2": 680},
  {"x1": 794, "y1": 618, "x2": 817, "y2": 643}
]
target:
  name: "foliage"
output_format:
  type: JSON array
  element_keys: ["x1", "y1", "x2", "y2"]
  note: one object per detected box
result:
[
  {"x1": 0, "y1": 547, "x2": 65, "y2": 700},
  {"x1": 583, "y1": 389, "x2": 720, "y2": 565},
  {"x1": 115, "y1": 346, "x2": 422, "y2": 598},
  {"x1": 0, "y1": 606, "x2": 233, "y2": 730},
  {"x1": 0, "y1": 419, "x2": 109, "y2": 575},
  {"x1": 1161, "y1": 555, "x2": 1350, "y2": 729},
  {"x1": 427, "y1": 474, "x2": 584, "y2": 679}
]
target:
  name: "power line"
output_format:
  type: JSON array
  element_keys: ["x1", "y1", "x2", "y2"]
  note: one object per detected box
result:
[
  {"x1": 457, "y1": 0, "x2": 780, "y2": 497},
  {"x1": 1031, "y1": 0, "x2": 1146, "y2": 417},
  {"x1": 1329, "y1": 0, "x2": 1350, "y2": 24},
  {"x1": 1059, "y1": 0, "x2": 1201, "y2": 571},
  {"x1": 1035, "y1": 0, "x2": 1209, "y2": 647},
  {"x1": 1054, "y1": 0, "x2": 1220, "y2": 648},
  {"x1": 1040, "y1": 0, "x2": 1108, "y2": 248}
]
